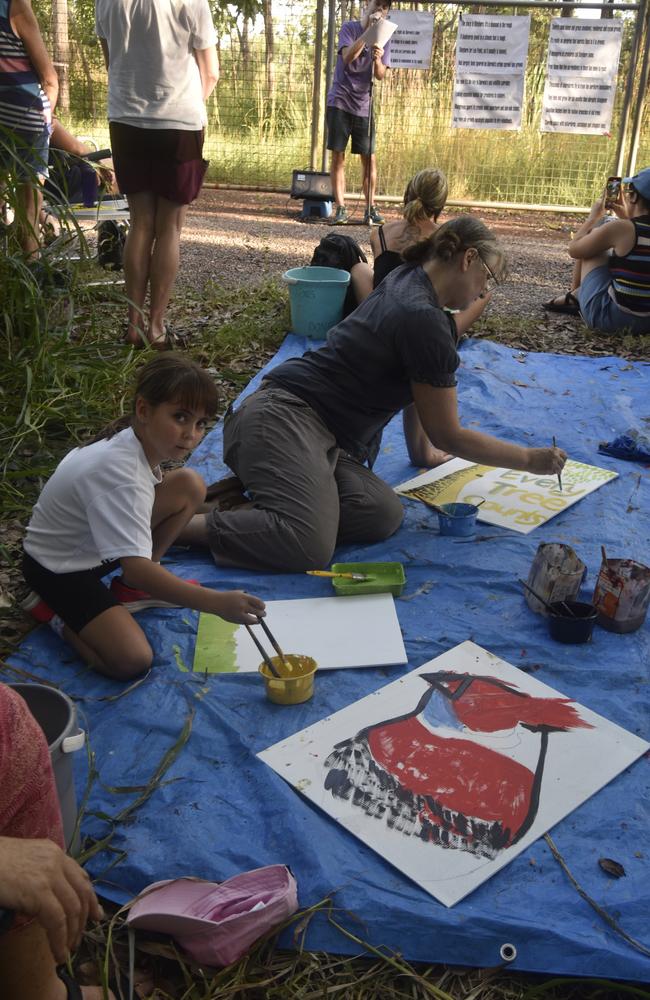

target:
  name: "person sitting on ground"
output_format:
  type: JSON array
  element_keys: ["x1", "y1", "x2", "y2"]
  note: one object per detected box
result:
[
  {"x1": 350, "y1": 167, "x2": 491, "y2": 336},
  {"x1": 543, "y1": 167, "x2": 650, "y2": 334},
  {"x1": 21, "y1": 355, "x2": 265, "y2": 681},
  {"x1": 0, "y1": 0, "x2": 58, "y2": 258},
  {"x1": 0, "y1": 682, "x2": 114, "y2": 1000},
  {"x1": 179, "y1": 216, "x2": 567, "y2": 574}
]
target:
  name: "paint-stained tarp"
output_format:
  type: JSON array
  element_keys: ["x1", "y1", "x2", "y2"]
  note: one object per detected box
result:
[{"x1": 8, "y1": 337, "x2": 650, "y2": 981}]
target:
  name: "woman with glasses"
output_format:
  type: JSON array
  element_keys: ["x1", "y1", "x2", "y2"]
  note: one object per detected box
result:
[
  {"x1": 544, "y1": 168, "x2": 650, "y2": 334},
  {"x1": 184, "y1": 216, "x2": 567, "y2": 573}
]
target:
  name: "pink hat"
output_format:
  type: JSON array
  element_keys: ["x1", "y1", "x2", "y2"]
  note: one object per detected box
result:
[{"x1": 126, "y1": 864, "x2": 298, "y2": 968}]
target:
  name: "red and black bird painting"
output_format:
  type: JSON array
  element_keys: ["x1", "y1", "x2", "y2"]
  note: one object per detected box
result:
[{"x1": 324, "y1": 671, "x2": 593, "y2": 859}]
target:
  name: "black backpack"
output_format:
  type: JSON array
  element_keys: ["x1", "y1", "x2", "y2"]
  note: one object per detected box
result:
[
  {"x1": 97, "y1": 219, "x2": 127, "y2": 270},
  {"x1": 310, "y1": 233, "x2": 368, "y2": 317}
]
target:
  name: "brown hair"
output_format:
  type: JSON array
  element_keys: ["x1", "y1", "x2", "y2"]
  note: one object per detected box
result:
[
  {"x1": 402, "y1": 215, "x2": 508, "y2": 281},
  {"x1": 402, "y1": 168, "x2": 448, "y2": 224},
  {"x1": 85, "y1": 354, "x2": 219, "y2": 445}
]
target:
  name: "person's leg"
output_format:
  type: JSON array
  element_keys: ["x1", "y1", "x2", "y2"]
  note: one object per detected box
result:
[
  {"x1": 179, "y1": 387, "x2": 343, "y2": 571},
  {"x1": 148, "y1": 196, "x2": 189, "y2": 345},
  {"x1": 334, "y1": 454, "x2": 404, "y2": 545},
  {"x1": 16, "y1": 181, "x2": 43, "y2": 259},
  {"x1": 123, "y1": 191, "x2": 157, "y2": 345},
  {"x1": 148, "y1": 467, "x2": 206, "y2": 564},
  {"x1": 68, "y1": 606, "x2": 153, "y2": 680},
  {"x1": 330, "y1": 150, "x2": 346, "y2": 208}
]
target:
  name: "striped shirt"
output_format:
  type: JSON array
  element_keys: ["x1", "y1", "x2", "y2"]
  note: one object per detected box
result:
[
  {"x1": 609, "y1": 215, "x2": 650, "y2": 315},
  {"x1": 0, "y1": 0, "x2": 49, "y2": 135}
]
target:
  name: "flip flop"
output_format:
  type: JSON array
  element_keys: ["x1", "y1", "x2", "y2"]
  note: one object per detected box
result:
[{"x1": 543, "y1": 291, "x2": 581, "y2": 316}]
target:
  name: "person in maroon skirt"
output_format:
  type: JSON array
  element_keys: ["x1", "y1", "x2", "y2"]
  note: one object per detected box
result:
[{"x1": 95, "y1": 0, "x2": 219, "y2": 348}]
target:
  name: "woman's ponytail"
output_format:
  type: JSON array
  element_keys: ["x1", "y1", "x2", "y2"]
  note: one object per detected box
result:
[{"x1": 403, "y1": 215, "x2": 507, "y2": 280}]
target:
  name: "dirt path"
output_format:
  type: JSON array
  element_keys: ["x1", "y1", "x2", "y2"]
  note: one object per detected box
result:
[{"x1": 180, "y1": 188, "x2": 575, "y2": 321}]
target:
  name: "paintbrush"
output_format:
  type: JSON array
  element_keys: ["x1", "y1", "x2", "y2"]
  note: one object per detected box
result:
[
  {"x1": 257, "y1": 616, "x2": 292, "y2": 672},
  {"x1": 601, "y1": 545, "x2": 608, "y2": 565},
  {"x1": 553, "y1": 436, "x2": 563, "y2": 492},
  {"x1": 307, "y1": 570, "x2": 372, "y2": 581},
  {"x1": 244, "y1": 624, "x2": 282, "y2": 678},
  {"x1": 519, "y1": 578, "x2": 577, "y2": 618}
]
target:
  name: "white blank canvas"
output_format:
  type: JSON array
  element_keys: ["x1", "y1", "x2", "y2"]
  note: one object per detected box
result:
[{"x1": 237, "y1": 594, "x2": 407, "y2": 672}]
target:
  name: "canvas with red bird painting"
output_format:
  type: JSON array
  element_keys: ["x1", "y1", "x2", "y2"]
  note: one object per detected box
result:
[{"x1": 258, "y1": 641, "x2": 649, "y2": 906}]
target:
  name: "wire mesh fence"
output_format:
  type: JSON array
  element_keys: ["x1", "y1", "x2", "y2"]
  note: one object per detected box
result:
[{"x1": 35, "y1": 0, "x2": 649, "y2": 209}]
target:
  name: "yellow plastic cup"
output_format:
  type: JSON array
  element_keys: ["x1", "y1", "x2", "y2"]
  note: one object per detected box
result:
[{"x1": 259, "y1": 654, "x2": 317, "y2": 705}]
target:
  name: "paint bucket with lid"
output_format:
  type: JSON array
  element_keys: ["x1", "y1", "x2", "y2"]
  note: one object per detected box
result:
[
  {"x1": 282, "y1": 266, "x2": 350, "y2": 340},
  {"x1": 547, "y1": 601, "x2": 597, "y2": 644},
  {"x1": 259, "y1": 655, "x2": 317, "y2": 705},
  {"x1": 436, "y1": 502, "x2": 479, "y2": 537},
  {"x1": 9, "y1": 683, "x2": 85, "y2": 854},
  {"x1": 525, "y1": 543, "x2": 587, "y2": 616},
  {"x1": 593, "y1": 558, "x2": 650, "y2": 633}
]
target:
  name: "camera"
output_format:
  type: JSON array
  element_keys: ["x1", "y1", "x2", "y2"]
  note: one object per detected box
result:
[{"x1": 605, "y1": 176, "x2": 621, "y2": 203}]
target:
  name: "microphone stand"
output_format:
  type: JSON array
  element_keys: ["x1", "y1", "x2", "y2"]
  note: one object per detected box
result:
[{"x1": 366, "y1": 71, "x2": 374, "y2": 222}]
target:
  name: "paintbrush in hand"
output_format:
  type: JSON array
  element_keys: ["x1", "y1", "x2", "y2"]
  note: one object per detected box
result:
[
  {"x1": 244, "y1": 624, "x2": 282, "y2": 678},
  {"x1": 553, "y1": 436, "x2": 563, "y2": 492}
]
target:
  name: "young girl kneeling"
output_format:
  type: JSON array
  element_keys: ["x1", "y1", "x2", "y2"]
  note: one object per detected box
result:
[{"x1": 22, "y1": 355, "x2": 265, "y2": 680}]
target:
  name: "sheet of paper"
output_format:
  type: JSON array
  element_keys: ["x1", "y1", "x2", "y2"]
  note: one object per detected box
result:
[
  {"x1": 365, "y1": 17, "x2": 398, "y2": 49},
  {"x1": 395, "y1": 458, "x2": 617, "y2": 534},
  {"x1": 193, "y1": 594, "x2": 407, "y2": 674},
  {"x1": 259, "y1": 641, "x2": 648, "y2": 907}
]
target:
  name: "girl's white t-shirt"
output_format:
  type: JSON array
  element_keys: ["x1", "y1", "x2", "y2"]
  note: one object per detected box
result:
[
  {"x1": 24, "y1": 427, "x2": 162, "y2": 573},
  {"x1": 95, "y1": 0, "x2": 217, "y2": 129}
]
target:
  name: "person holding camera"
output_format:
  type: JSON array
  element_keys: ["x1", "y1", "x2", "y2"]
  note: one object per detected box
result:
[
  {"x1": 543, "y1": 167, "x2": 650, "y2": 334},
  {"x1": 326, "y1": 0, "x2": 392, "y2": 227}
]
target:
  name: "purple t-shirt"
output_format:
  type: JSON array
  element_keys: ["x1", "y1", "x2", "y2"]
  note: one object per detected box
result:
[{"x1": 326, "y1": 20, "x2": 391, "y2": 118}]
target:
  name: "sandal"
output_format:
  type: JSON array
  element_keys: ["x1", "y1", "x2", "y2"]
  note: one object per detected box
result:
[
  {"x1": 542, "y1": 291, "x2": 581, "y2": 316},
  {"x1": 57, "y1": 967, "x2": 82, "y2": 999},
  {"x1": 149, "y1": 327, "x2": 191, "y2": 351}
]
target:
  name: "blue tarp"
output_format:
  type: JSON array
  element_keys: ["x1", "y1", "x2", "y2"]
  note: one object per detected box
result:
[{"x1": 9, "y1": 337, "x2": 650, "y2": 981}]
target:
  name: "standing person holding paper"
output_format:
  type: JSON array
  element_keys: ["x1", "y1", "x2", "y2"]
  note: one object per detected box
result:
[{"x1": 326, "y1": 0, "x2": 394, "y2": 227}]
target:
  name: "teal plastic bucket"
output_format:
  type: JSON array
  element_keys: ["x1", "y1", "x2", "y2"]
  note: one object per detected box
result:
[{"x1": 282, "y1": 266, "x2": 350, "y2": 339}]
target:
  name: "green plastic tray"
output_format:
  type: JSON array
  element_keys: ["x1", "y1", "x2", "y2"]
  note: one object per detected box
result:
[{"x1": 330, "y1": 561, "x2": 406, "y2": 597}]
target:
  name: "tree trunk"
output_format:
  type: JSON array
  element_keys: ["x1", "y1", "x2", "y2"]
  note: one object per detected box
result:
[
  {"x1": 262, "y1": 0, "x2": 275, "y2": 93},
  {"x1": 51, "y1": 0, "x2": 70, "y2": 112}
]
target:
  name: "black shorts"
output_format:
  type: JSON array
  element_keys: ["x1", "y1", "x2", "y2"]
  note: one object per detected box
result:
[
  {"x1": 326, "y1": 106, "x2": 375, "y2": 156},
  {"x1": 22, "y1": 550, "x2": 121, "y2": 634},
  {"x1": 109, "y1": 122, "x2": 208, "y2": 205}
]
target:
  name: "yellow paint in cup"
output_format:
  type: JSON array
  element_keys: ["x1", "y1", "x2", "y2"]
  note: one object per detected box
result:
[{"x1": 259, "y1": 654, "x2": 317, "y2": 705}]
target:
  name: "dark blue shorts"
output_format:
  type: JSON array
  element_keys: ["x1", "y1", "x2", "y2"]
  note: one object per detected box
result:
[
  {"x1": 0, "y1": 124, "x2": 50, "y2": 180},
  {"x1": 576, "y1": 265, "x2": 650, "y2": 335},
  {"x1": 326, "y1": 106, "x2": 375, "y2": 156}
]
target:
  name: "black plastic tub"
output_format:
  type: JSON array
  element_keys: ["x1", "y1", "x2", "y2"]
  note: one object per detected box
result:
[{"x1": 547, "y1": 601, "x2": 597, "y2": 644}]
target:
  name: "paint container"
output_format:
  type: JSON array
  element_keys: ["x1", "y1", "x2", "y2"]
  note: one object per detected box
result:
[
  {"x1": 436, "y1": 503, "x2": 479, "y2": 537},
  {"x1": 259, "y1": 655, "x2": 317, "y2": 705},
  {"x1": 9, "y1": 683, "x2": 85, "y2": 854},
  {"x1": 547, "y1": 602, "x2": 597, "y2": 644},
  {"x1": 525, "y1": 543, "x2": 587, "y2": 616},
  {"x1": 593, "y1": 558, "x2": 650, "y2": 634},
  {"x1": 282, "y1": 267, "x2": 350, "y2": 340}
]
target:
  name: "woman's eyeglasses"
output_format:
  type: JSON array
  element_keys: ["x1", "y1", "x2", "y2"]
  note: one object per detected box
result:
[{"x1": 475, "y1": 252, "x2": 501, "y2": 288}]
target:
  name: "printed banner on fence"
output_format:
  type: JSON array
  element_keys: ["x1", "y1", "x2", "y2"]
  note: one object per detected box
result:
[
  {"x1": 387, "y1": 10, "x2": 434, "y2": 71},
  {"x1": 455, "y1": 14, "x2": 530, "y2": 74},
  {"x1": 541, "y1": 19, "x2": 622, "y2": 134},
  {"x1": 453, "y1": 74, "x2": 525, "y2": 130},
  {"x1": 453, "y1": 14, "x2": 530, "y2": 131}
]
